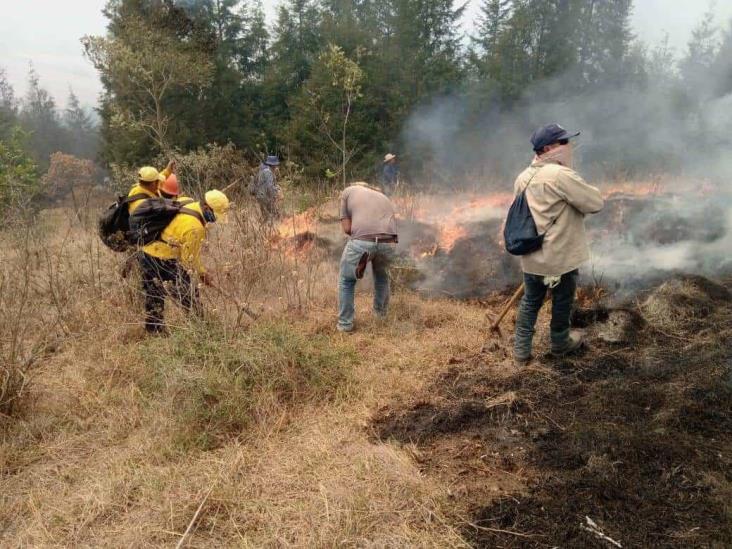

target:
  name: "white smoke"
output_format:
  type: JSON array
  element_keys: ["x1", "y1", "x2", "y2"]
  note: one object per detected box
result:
[{"x1": 399, "y1": 26, "x2": 732, "y2": 291}]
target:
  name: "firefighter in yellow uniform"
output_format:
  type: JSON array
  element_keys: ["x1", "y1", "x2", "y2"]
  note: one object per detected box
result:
[
  {"x1": 120, "y1": 163, "x2": 175, "y2": 279},
  {"x1": 138, "y1": 189, "x2": 230, "y2": 334},
  {"x1": 127, "y1": 162, "x2": 173, "y2": 213}
]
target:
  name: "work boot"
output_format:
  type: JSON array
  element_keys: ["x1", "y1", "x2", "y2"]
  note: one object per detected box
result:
[
  {"x1": 513, "y1": 353, "x2": 533, "y2": 367},
  {"x1": 551, "y1": 330, "x2": 584, "y2": 356}
]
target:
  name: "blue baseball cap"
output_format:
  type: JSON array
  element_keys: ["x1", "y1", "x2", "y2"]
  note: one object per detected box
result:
[
  {"x1": 264, "y1": 155, "x2": 280, "y2": 166},
  {"x1": 530, "y1": 124, "x2": 580, "y2": 152}
]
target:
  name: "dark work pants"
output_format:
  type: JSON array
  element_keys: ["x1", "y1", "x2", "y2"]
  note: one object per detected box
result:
[
  {"x1": 257, "y1": 197, "x2": 280, "y2": 224},
  {"x1": 513, "y1": 269, "x2": 578, "y2": 359},
  {"x1": 139, "y1": 253, "x2": 201, "y2": 333}
]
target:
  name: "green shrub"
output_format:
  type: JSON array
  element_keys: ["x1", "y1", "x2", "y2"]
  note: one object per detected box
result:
[
  {"x1": 0, "y1": 127, "x2": 40, "y2": 219},
  {"x1": 134, "y1": 319, "x2": 357, "y2": 452}
]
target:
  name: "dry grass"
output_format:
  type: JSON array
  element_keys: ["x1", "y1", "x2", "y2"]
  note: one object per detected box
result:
[
  {"x1": 5, "y1": 189, "x2": 728, "y2": 546},
  {"x1": 0, "y1": 194, "x2": 493, "y2": 546}
]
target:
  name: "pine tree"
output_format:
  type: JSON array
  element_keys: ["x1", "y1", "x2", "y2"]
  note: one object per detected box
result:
[
  {"x1": 0, "y1": 68, "x2": 18, "y2": 139},
  {"x1": 270, "y1": 0, "x2": 322, "y2": 89},
  {"x1": 473, "y1": 0, "x2": 512, "y2": 57},
  {"x1": 711, "y1": 20, "x2": 732, "y2": 97},
  {"x1": 265, "y1": 0, "x2": 323, "y2": 149},
  {"x1": 63, "y1": 89, "x2": 97, "y2": 160},
  {"x1": 84, "y1": 3, "x2": 215, "y2": 163},
  {"x1": 575, "y1": 0, "x2": 635, "y2": 87},
  {"x1": 239, "y1": 0, "x2": 270, "y2": 77},
  {"x1": 679, "y1": 7, "x2": 719, "y2": 97},
  {"x1": 20, "y1": 65, "x2": 67, "y2": 168}
]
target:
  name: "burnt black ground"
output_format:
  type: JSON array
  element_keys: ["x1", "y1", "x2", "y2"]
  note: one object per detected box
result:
[{"x1": 372, "y1": 275, "x2": 732, "y2": 548}]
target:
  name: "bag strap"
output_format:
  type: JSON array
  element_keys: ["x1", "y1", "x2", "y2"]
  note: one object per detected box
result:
[
  {"x1": 123, "y1": 192, "x2": 151, "y2": 205},
  {"x1": 179, "y1": 207, "x2": 206, "y2": 226},
  {"x1": 544, "y1": 206, "x2": 565, "y2": 234},
  {"x1": 519, "y1": 166, "x2": 542, "y2": 195},
  {"x1": 520, "y1": 165, "x2": 566, "y2": 235},
  {"x1": 150, "y1": 205, "x2": 206, "y2": 247}
]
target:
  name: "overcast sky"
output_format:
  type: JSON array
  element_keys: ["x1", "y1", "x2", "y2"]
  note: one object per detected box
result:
[{"x1": 2, "y1": 0, "x2": 732, "y2": 109}]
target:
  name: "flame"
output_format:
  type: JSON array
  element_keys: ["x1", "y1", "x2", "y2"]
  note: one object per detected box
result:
[
  {"x1": 267, "y1": 179, "x2": 713, "y2": 272},
  {"x1": 401, "y1": 193, "x2": 511, "y2": 256},
  {"x1": 277, "y1": 211, "x2": 315, "y2": 239},
  {"x1": 269, "y1": 210, "x2": 321, "y2": 259},
  {"x1": 602, "y1": 180, "x2": 662, "y2": 197},
  {"x1": 437, "y1": 224, "x2": 468, "y2": 251}
]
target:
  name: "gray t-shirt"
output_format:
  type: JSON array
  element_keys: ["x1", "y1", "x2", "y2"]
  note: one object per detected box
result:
[{"x1": 339, "y1": 184, "x2": 398, "y2": 239}]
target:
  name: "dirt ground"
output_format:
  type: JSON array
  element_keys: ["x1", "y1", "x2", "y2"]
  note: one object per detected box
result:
[{"x1": 373, "y1": 275, "x2": 732, "y2": 548}]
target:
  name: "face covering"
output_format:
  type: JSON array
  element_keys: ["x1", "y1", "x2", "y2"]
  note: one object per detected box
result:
[
  {"x1": 541, "y1": 143, "x2": 574, "y2": 169},
  {"x1": 203, "y1": 208, "x2": 216, "y2": 223}
]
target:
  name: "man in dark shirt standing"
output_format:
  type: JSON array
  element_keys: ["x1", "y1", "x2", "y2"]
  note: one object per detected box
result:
[
  {"x1": 250, "y1": 155, "x2": 282, "y2": 222},
  {"x1": 381, "y1": 153, "x2": 399, "y2": 196},
  {"x1": 338, "y1": 182, "x2": 398, "y2": 332}
]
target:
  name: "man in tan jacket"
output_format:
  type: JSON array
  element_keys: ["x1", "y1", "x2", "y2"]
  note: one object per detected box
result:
[{"x1": 512, "y1": 124, "x2": 604, "y2": 364}]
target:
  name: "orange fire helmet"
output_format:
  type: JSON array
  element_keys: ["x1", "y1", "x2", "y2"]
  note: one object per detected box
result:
[{"x1": 160, "y1": 174, "x2": 180, "y2": 197}]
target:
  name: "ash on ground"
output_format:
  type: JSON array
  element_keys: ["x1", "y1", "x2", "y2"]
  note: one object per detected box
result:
[{"x1": 371, "y1": 274, "x2": 732, "y2": 548}]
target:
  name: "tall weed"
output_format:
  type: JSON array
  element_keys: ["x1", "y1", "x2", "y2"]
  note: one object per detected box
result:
[{"x1": 133, "y1": 319, "x2": 357, "y2": 451}]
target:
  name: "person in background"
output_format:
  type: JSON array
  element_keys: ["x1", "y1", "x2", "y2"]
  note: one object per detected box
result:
[
  {"x1": 381, "y1": 153, "x2": 399, "y2": 196},
  {"x1": 250, "y1": 155, "x2": 282, "y2": 222},
  {"x1": 138, "y1": 190, "x2": 230, "y2": 334},
  {"x1": 511, "y1": 123, "x2": 604, "y2": 364},
  {"x1": 337, "y1": 182, "x2": 398, "y2": 333}
]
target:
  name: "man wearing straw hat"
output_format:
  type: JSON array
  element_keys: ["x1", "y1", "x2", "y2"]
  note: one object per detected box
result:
[{"x1": 381, "y1": 153, "x2": 399, "y2": 196}]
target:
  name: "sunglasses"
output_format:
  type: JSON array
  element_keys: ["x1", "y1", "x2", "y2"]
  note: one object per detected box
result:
[{"x1": 558, "y1": 139, "x2": 569, "y2": 145}]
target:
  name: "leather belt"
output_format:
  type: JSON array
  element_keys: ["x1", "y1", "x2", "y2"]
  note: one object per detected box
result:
[{"x1": 354, "y1": 235, "x2": 398, "y2": 243}]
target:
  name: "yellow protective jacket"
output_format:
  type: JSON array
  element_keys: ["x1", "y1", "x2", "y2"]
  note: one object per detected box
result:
[
  {"x1": 142, "y1": 201, "x2": 208, "y2": 275},
  {"x1": 127, "y1": 165, "x2": 172, "y2": 213},
  {"x1": 127, "y1": 184, "x2": 157, "y2": 213}
]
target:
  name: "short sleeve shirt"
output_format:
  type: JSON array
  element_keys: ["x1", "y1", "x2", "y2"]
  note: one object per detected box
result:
[{"x1": 339, "y1": 184, "x2": 398, "y2": 239}]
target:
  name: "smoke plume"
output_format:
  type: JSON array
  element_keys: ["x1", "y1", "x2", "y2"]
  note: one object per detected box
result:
[{"x1": 398, "y1": 25, "x2": 732, "y2": 293}]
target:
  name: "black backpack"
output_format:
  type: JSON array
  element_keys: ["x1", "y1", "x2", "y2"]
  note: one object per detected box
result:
[
  {"x1": 503, "y1": 170, "x2": 548, "y2": 256},
  {"x1": 98, "y1": 193, "x2": 149, "y2": 252},
  {"x1": 128, "y1": 197, "x2": 204, "y2": 246}
]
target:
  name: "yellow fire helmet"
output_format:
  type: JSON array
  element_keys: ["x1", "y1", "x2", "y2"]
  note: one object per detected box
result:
[
  {"x1": 204, "y1": 189, "x2": 230, "y2": 223},
  {"x1": 138, "y1": 166, "x2": 165, "y2": 183}
]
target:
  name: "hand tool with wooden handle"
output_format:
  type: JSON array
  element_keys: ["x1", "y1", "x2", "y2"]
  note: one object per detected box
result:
[{"x1": 488, "y1": 282, "x2": 525, "y2": 336}]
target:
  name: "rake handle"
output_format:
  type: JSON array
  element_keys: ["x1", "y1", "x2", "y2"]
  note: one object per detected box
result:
[
  {"x1": 221, "y1": 178, "x2": 241, "y2": 193},
  {"x1": 490, "y1": 282, "x2": 525, "y2": 331}
]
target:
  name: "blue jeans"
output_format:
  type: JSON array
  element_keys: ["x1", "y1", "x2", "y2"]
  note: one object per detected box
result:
[
  {"x1": 514, "y1": 269, "x2": 578, "y2": 359},
  {"x1": 338, "y1": 239, "x2": 397, "y2": 331}
]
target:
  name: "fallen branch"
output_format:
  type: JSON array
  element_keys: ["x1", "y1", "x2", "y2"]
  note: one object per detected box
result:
[
  {"x1": 460, "y1": 515, "x2": 542, "y2": 539},
  {"x1": 581, "y1": 516, "x2": 622, "y2": 547},
  {"x1": 176, "y1": 450, "x2": 244, "y2": 548},
  {"x1": 175, "y1": 488, "x2": 213, "y2": 549},
  {"x1": 206, "y1": 283, "x2": 259, "y2": 322}
]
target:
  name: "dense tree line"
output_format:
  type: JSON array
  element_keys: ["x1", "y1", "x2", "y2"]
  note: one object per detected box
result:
[
  {"x1": 3, "y1": 0, "x2": 732, "y2": 191},
  {"x1": 0, "y1": 67, "x2": 98, "y2": 167},
  {"x1": 0, "y1": 67, "x2": 99, "y2": 215},
  {"x1": 82, "y1": 0, "x2": 732, "y2": 183}
]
